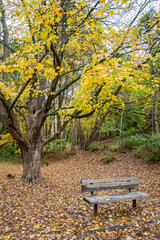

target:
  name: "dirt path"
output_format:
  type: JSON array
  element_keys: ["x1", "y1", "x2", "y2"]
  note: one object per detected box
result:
[{"x1": 0, "y1": 150, "x2": 159, "y2": 239}]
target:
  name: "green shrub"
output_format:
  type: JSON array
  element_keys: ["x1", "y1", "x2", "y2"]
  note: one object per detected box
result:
[
  {"x1": 148, "y1": 134, "x2": 160, "y2": 150},
  {"x1": 86, "y1": 142, "x2": 106, "y2": 151},
  {"x1": 133, "y1": 145, "x2": 148, "y2": 159},
  {"x1": 43, "y1": 139, "x2": 67, "y2": 152},
  {"x1": 123, "y1": 127, "x2": 138, "y2": 137},
  {"x1": 0, "y1": 143, "x2": 20, "y2": 158},
  {"x1": 121, "y1": 134, "x2": 147, "y2": 150},
  {"x1": 99, "y1": 151, "x2": 116, "y2": 164},
  {"x1": 128, "y1": 134, "x2": 160, "y2": 162},
  {"x1": 133, "y1": 145, "x2": 160, "y2": 162},
  {"x1": 105, "y1": 142, "x2": 118, "y2": 151}
]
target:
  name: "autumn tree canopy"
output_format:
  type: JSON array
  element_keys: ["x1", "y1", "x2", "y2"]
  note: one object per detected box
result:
[{"x1": 0, "y1": 0, "x2": 159, "y2": 183}]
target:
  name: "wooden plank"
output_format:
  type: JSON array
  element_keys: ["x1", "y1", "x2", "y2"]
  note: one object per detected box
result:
[
  {"x1": 81, "y1": 177, "x2": 138, "y2": 184},
  {"x1": 82, "y1": 181, "x2": 139, "y2": 192},
  {"x1": 83, "y1": 191, "x2": 150, "y2": 204}
]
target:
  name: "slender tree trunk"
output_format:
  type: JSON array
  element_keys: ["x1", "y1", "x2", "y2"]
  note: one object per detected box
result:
[
  {"x1": 84, "y1": 118, "x2": 99, "y2": 149},
  {"x1": 84, "y1": 110, "x2": 110, "y2": 149},
  {"x1": 118, "y1": 109, "x2": 124, "y2": 151},
  {"x1": 0, "y1": 0, "x2": 9, "y2": 83},
  {"x1": 153, "y1": 90, "x2": 159, "y2": 135},
  {"x1": 57, "y1": 92, "x2": 64, "y2": 139},
  {"x1": 71, "y1": 119, "x2": 76, "y2": 150},
  {"x1": 77, "y1": 119, "x2": 85, "y2": 148}
]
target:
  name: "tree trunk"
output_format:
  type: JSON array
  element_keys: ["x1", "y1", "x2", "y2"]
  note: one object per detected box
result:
[
  {"x1": 118, "y1": 109, "x2": 124, "y2": 151},
  {"x1": 84, "y1": 118, "x2": 99, "y2": 149},
  {"x1": 71, "y1": 119, "x2": 76, "y2": 150},
  {"x1": 77, "y1": 119, "x2": 85, "y2": 148},
  {"x1": 84, "y1": 110, "x2": 111, "y2": 149},
  {"x1": 153, "y1": 90, "x2": 159, "y2": 135},
  {"x1": 57, "y1": 92, "x2": 64, "y2": 139},
  {"x1": 21, "y1": 141, "x2": 42, "y2": 184},
  {"x1": 0, "y1": 0, "x2": 9, "y2": 83}
]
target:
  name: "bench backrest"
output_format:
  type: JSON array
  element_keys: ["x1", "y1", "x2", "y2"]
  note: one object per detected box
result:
[{"x1": 81, "y1": 177, "x2": 138, "y2": 193}]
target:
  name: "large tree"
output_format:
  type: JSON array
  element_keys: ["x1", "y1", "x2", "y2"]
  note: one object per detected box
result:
[{"x1": 0, "y1": 0, "x2": 159, "y2": 183}]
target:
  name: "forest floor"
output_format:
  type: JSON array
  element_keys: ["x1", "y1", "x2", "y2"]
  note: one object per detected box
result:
[{"x1": 0, "y1": 144, "x2": 160, "y2": 240}]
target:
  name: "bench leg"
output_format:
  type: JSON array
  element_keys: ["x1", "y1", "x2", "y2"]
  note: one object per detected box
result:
[
  {"x1": 94, "y1": 204, "x2": 98, "y2": 216},
  {"x1": 133, "y1": 199, "x2": 136, "y2": 208}
]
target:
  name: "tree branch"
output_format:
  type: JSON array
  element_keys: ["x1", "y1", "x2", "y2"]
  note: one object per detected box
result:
[
  {"x1": 0, "y1": 92, "x2": 9, "y2": 111},
  {"x1": 129, "y1": 0, "x2": 150, "y2": 27},
  {"x1": 50, "y1": 42, "x2": 61, "y2": 67},
  {"x1": 62, "y1": 1, "x2": 100, "y2": 50},
  {"x1": 0, "y1": 39, "x2": 15, "y2": 53},
  {"x1": 9, "y1": 47, "x2": 49, "y2": 111},
  {"x1": 14, "y1": 106, "x2": 27, "y2": 122},
  {"x1": 70, "y1": 85, "x2": 122, "y2": 119},
  {"x1": 43, "y1": 117, "x2": 70, "y2": 146},
  {"x1": 21, "y1": 0, "x2": 36, "y2": 44}
]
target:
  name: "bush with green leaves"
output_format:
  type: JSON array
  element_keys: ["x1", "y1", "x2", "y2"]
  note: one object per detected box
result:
[
  {"x1": 99, "y1": 151, "x2": 116, "y2": 164},
  {"x1": 43, "y1": 139, "x2": 67, "y2": 152},
  {"x1": 123, "y1": 127, "x2": 138, "y2": 137},
  {"x1": 0, "y1": 143, "x2": 20, "y2": 160},
  {"x1": 105, "y1": 142, "x2": 119, "y2": 151},
  {"x1": 86, "y1": 142, "x2": 106, "y2": 151},
  {"x1": 123, "y1": 134, "x2": 160, "y2": 162},
  {"x1": 121, "y1": 134, "x2": 147, "y2": 150},
  {"x1": 101, "y1": 121, "x2": 119, "y2": 137}
]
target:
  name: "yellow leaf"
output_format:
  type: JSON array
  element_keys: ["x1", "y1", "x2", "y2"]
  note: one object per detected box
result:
[
  {"x1": 94, "y1": 224, "x2": 99, "y2": 228},
  {"x1": 100, "y1": 0, "x2": 105, "y2": 3},
  {"x1": 108, "y1": 10, "x2": 114, "y2": 16},
  {"x1": 67, "y1": 18, "x2": 73, "y2": 25},
  {"x1": 96, "y1": 231, "x2": 103, "y2": 235},
  {"x1": 51, "y1": 228, "x2": 57, "y2": 231},
  {"x1": 104, "y1": 3, "x2": 109, "y2": 9}
]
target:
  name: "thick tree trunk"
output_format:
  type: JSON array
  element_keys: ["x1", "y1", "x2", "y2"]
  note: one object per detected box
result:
[{"x1": 21, "y1": 142, "x2": 42, "y2": 184}]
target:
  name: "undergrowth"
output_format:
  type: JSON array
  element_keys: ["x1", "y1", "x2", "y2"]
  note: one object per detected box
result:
[
  {"x1": 86, "y1": 142, "x2": 106, "y2": 151},
  {"x1": 0, "y1": 143, "x2": 21, "y2": 163},
  {"x1": 99, "y1": 151, "x2": 116, "y2": 164},
  {"x1": 43, "y1": 139, "x2": 67, "y2": 152},
  {"x1": 121, "y1": 134, "x2": 160, "y2": 162}
]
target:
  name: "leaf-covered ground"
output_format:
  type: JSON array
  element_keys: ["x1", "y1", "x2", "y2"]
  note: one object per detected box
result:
[{"x1": 0, "y1": 149, "x2": 160, "y2": 240}]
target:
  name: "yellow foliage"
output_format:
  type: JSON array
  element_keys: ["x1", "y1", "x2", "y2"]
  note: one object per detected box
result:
[
  {"x1": 0, "y1": 133, "x2": 14, "y2": 145},
  {"x1": 0, "y1": 0, "x2": 159, "y2": 144}
]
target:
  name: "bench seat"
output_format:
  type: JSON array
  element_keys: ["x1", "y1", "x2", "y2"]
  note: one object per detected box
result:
[{"x1": 83, "y1": 191, "x2": 150, "y2": 204}]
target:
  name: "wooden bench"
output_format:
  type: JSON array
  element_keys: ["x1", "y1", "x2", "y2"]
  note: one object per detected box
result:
[{"x1": 81, "y1": 177, "x2": 150, "y2": 216}]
